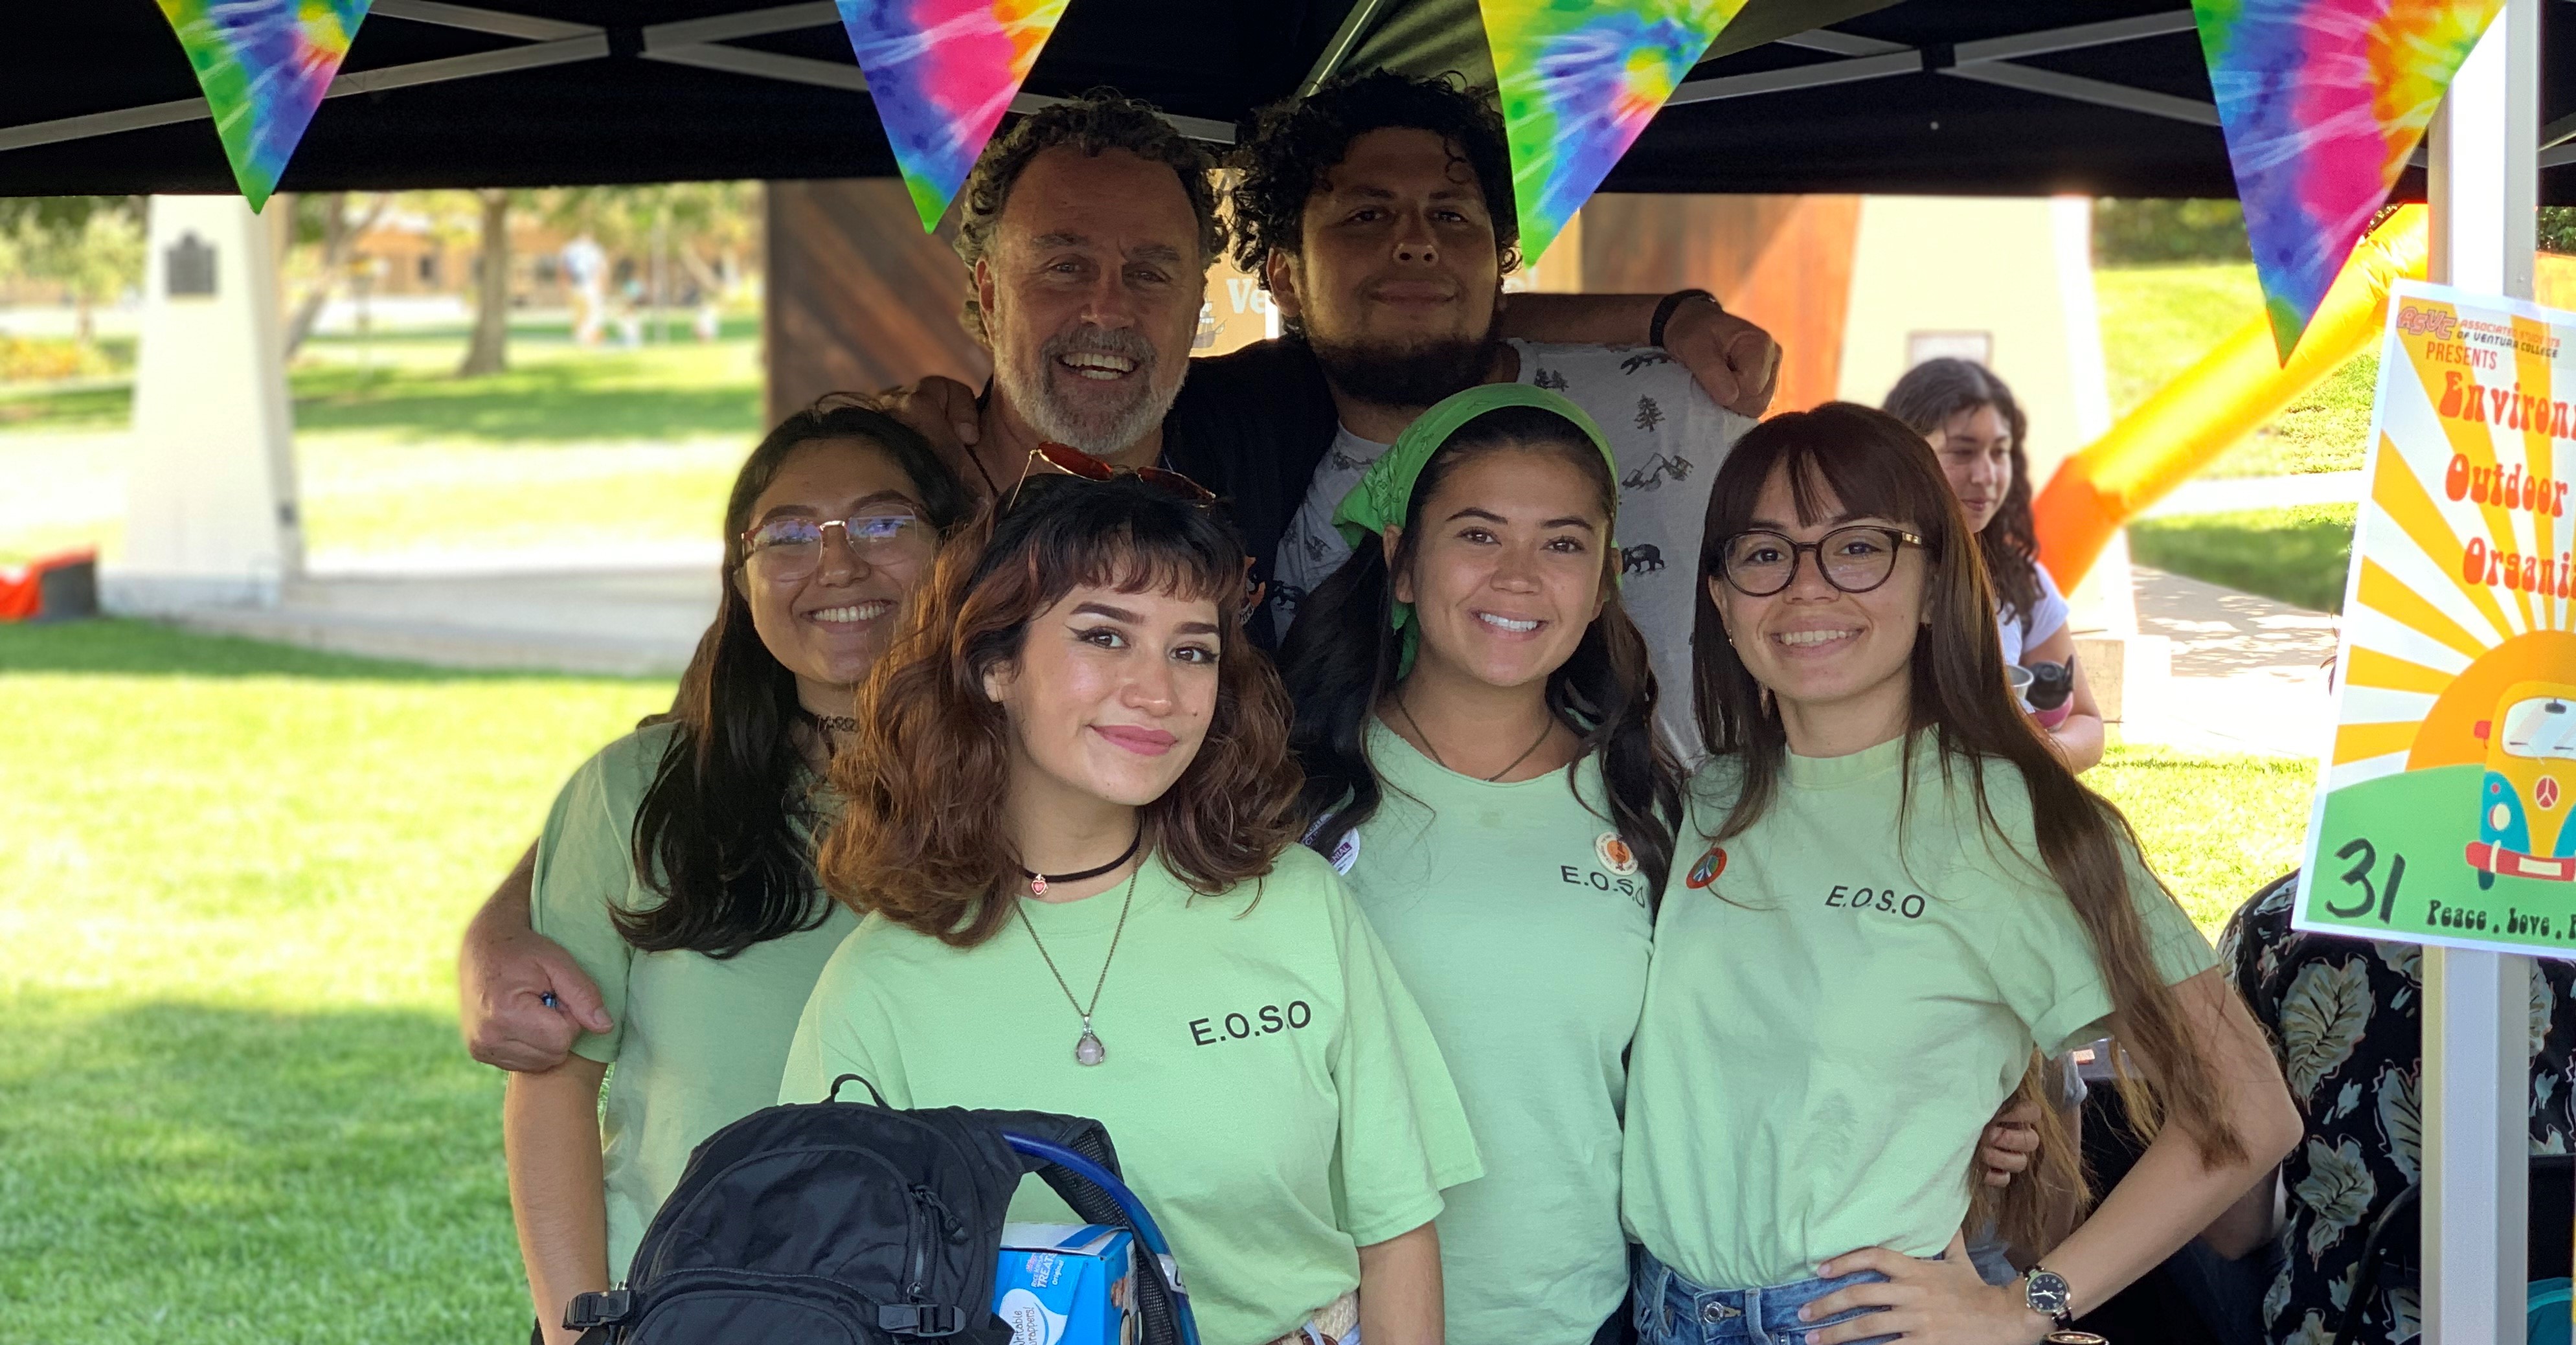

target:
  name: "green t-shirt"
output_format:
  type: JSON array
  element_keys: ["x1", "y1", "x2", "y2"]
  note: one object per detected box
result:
[
  {"x1": 530, "y1": 722, "x2": 857, "y2": 1275},
  {"x1": 777, "y1": 845, "x2": 1482, "y2": 1345},
  {"x1": 1621, "y1": 732, "x2": 2217, "y2": 1291},
  {"x1": 1337, "y1": 721, "x2": 1653, "y2": 1345}
]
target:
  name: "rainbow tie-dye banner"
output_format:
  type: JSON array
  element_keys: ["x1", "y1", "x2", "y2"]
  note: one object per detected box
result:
[
  {"x1": 153, "y1": 0, "x2": 370, "y2": 213},
  {"x1": 2296, "y1": 282, "x2": 2576, "y2": 955},
  {"x1": 836, "y1": 0, "x2": 1072, "y2": 231},
  {"x1": 2191, "y1": 0, "x2": 2505, "y2": 363},
  {"x1": 1480, "y1": 0, "x2": 1744, "y2": 266}
]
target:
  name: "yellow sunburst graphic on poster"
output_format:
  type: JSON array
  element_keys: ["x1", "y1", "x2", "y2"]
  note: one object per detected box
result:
[{"x1": 2297, "y1": 280, "x2": 2576, "y2": 956}]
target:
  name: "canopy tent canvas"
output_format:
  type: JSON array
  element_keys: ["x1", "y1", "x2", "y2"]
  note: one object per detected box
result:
[{"x1": 1, "y1": 0, "x2": 2569, "y2": 202}]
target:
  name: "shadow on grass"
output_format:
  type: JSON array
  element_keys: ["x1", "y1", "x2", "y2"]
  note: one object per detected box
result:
[
  {"x1": 292, "y1": 360, "x2": 760, "y2": 444},
  {"x1": 0, "y1": 381, "x2": 129, "y2": 430},
  {"x1": 2131, "y1": 504, "x2": 2356, "y2": 615},
  {"x1": 0, "y1": 991, "x2": 525, "y2": 1343},
  {"x1": 0, "y1": 618, "x2": 665, "y2": 684}
]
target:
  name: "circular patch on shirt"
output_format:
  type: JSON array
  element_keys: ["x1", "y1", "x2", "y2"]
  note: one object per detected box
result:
[
  {"x1": 1324, "y1": 828, "x2": 1361, "y2": 876},
  {"x1": 1684, "y1": 845, "x2": 1727, "y2": 889},
  {"x1": 1595, "y1": 831, "x2": 1639, "y2": 877}
]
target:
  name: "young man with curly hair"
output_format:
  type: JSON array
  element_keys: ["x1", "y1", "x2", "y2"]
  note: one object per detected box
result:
[{"x1": 1237, "y1": 71, "x2": 1759, "y2": 754}]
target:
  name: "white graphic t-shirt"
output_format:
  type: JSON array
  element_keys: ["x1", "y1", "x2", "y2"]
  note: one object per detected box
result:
[{"x1": 1269, "y1": 339, "x2": 1754, "y2": 757}]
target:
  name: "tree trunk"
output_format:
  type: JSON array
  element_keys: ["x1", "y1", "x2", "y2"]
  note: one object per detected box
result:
[
  {"x1": 285, "y1": 192, "x2": 387, "y2": 358},
  {"x1": 457, "y1": 190, "x2": 511, "y2": 378}
]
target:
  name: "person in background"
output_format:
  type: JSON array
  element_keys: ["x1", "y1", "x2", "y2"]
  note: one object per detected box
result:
[
  {"x1": 504, "y1": 400, "x2": 969, "y2": 1342},
  {"x1": 1279, "y1": 385, "x2": 1684, "y2": 1345},
  {"x1": 1622, "y1": 403, "x2": 2299, "y2": 1344},
  {"x1": 783, "y1": 465, "x2": 1479, "y2": 1345},
  {"x1": 2208, "y1": 873, "x2": 2576, "y2": 1345},
  {"x1": 1884, "y1": 358, "x2": 2105, "y2": 772}
]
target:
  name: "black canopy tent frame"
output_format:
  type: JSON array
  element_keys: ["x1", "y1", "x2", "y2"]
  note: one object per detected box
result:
[{"x1": 0, "y1": 0, "x2": 2568, "y2": 203}]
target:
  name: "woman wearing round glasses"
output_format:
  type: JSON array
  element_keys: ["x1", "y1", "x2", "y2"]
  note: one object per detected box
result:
[
  {"x1": 781, "y1": 470, "x2": 1479, "y2": 1345},
  {"x1": 1619, "y1": 403, "x2": 2298, "y2": 1345},
  {"x1": 504, "y1": 398, "x2": 969, "y2": 1344}
]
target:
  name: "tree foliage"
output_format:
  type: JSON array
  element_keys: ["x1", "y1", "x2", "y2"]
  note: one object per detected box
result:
[
  {"x1": 0, "y1": 198, "x2": 146, "y2": 345},
  {"x1": 2094, "y1": 199, "x2": 2253, "y2": 266}
]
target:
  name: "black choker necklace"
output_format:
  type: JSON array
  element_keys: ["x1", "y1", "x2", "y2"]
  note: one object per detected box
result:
[
  {"x1": 1022, "y1": 828, "x2": 1144, "y2": 897},
  {"x1": 800, "y1": 708, "x2": 861, "y2": 733}
]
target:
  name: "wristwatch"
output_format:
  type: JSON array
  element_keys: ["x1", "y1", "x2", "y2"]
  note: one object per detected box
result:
[
  {"x1": 1648, "y1": 288, "x2": 1719, "y2": 348},
  {"x1": 2022, "y1": 1265, "x2": 2075, "y2": 1329}
]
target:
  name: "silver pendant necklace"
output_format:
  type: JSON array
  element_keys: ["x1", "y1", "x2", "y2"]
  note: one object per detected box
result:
[{"x1": 1015, "y1": 869, "x2": 1138, "y2": 1067}]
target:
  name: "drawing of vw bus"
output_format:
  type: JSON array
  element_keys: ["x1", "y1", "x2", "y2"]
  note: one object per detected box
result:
[{"x1": 2466, "y1": 681, "x2": 2576, "y2": 888}]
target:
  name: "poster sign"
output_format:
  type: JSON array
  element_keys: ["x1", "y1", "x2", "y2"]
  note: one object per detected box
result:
[{"x1": 2296, "y1": 280, "x2": 2576, "y2": 956}]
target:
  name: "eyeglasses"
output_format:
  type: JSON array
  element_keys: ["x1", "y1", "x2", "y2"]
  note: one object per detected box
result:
[
  {"x1": 1713, "y1": 525, "x2": 1924, "y2": 598},
  {"x1": 740, "y1": 511, "x2": 931, "y2": 584},
  {"x1": 1006, "y1": 441, "x2": 1217, "y2": 514}
]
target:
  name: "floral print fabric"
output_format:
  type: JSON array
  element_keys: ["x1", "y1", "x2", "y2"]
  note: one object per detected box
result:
[{"x1": 2220, "y1": 874, "x2": 2576, "y2": 1344}]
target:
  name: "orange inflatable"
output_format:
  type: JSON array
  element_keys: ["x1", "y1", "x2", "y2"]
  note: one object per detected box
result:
[{"x1": 2034, "y1": 205, "x2": 2430, "y2": 591}]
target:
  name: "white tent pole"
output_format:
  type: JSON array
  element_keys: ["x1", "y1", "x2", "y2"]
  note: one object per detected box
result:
[{"x1": 2422, "y1": 3, "x2": 2540, "y2": 1340}]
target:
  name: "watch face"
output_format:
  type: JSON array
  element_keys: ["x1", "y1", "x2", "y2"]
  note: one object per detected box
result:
[{"x1": 2026, "y1": 1271, "x2": 2073, "y2": 1316}]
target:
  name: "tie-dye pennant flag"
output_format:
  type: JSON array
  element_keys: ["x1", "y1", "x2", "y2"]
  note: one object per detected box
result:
[
  {"x1": 154, "y1": 0, "x2": 370, "y2": 213},
  {"x1": 2193, "y1": 0, "x2": 2505, "y2": 362},
  {"x1": 836, "y1": 0, "x2": 1072, "y2": 231},
  {"x1": 1480, "y1": 0, "x2": 1745, "y2": 266}
]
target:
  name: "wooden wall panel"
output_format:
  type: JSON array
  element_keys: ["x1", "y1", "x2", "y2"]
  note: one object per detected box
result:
[
  {"x1": 765, "y1": 179, "x2": 992, "y2": 425},
  {"x1": 1578, "y1": 194, "x2": 1862, "y2": 415}
]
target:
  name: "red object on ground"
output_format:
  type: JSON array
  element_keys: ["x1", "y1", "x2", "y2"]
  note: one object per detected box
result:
[{"x1": 0, "y1": 547, "x2": 97, "y2": 622}]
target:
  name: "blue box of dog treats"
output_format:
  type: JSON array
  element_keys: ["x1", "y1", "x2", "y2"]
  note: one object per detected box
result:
[{"x1": 993, "y1": 1223, "x2": 1135, "y2": 1345}]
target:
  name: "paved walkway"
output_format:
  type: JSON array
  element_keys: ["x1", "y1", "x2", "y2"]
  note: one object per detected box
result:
[
  {"x1": 2123, "y1": 565, "x2": 2339, "y2": 760},
  {"x1": 166, "y1": 548, "x2": 719, "y2": 677}
]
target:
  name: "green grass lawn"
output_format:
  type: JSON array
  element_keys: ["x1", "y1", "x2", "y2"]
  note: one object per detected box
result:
[
  {"x1": 1, "y1": 618, "x2": 2320, "y2": 1341},
  {"x1": 0, "y1": 317, "x2": 763, "y2": 564},
  {"x1": 2096, "y1": 262, "x2": 2378, "y2": 477},
  {"x1": 2131, "y1": 504, "x2": 2358, "y2": 613},
  {"x1": 2091, "y1": 745, "x2": 2317, "y2": 930},
  {"x1": 1, "y1": 620, "x2": 673, "y2": 1344}
]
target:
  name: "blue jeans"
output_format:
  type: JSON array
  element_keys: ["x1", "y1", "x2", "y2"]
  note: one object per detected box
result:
[{"x1": 1631, "y1": 1247, "x2": 1894, "y2": 1345}]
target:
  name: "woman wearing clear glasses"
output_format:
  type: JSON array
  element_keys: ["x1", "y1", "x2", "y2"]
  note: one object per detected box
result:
[
  {"x1": 503, "y1": 398, "x2": 971, "y2": 1344},
  {"x1": 1618, "y1": 404, "x2": 2299, "y2": 1345}
]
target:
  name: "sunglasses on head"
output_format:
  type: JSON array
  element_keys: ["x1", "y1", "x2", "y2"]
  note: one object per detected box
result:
[
  {"x1": 1006, "y1": 442, "x2": 1267, "y2": 618},
  {"x1": 1006, "y1": 441, "x2": 1218, "y2": 514}
]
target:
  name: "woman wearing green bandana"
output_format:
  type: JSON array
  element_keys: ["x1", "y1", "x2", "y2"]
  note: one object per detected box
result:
[{"x1": 1277, "y1": 384, "x2": 1686, "y2": 1345}]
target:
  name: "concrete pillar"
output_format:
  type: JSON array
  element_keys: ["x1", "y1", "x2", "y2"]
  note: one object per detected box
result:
[{"x1": 106, "y1": 195, "x2": 302, "y2": 613}]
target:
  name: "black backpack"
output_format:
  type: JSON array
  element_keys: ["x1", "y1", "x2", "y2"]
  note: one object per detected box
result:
[{"x1": 565, "y1": 1075, "x2": 1193, "y2": 1345}]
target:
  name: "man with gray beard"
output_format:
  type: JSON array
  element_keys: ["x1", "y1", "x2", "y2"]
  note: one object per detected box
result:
[{"x1": 946, "y1": 93, "x2": 1218, "y2": 484}]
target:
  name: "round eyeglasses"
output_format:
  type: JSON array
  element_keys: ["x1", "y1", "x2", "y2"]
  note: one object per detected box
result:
[
  {"x1": 741, "y1": 512, "x2": 929, "y2": 584},
  {"x1": 1713, "y1": 525, "x2": 1924, "y2": 598}
]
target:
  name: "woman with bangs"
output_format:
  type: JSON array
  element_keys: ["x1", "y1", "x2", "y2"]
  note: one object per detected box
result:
[
  {"x1": 1619, "y1": 403, "x2": 2299, "y2": 1345},
  {"x1": 1276, "y1": 385, "x2": 1682, "y2": 1345},
  {"x1": 504, "y1": 398, "x2": 969, "y2": 1343},
  {"x1": 779, "y1": 460, "x2": 1480, "y2": 1345}
]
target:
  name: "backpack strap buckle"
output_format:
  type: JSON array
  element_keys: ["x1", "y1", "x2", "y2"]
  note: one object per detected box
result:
[
  {"x1": 565, "y1": 1289, "x2": 635, "y2": 1330},
  {"x1": 877, "y1": 1303, "x2": 966, "y2": 1337}
]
